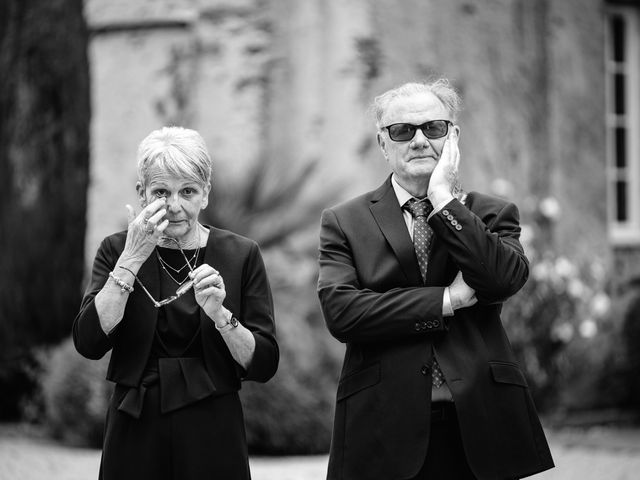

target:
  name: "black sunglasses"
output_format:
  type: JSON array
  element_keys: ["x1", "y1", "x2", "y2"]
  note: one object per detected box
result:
[{"x1": 384, "y1": 120, "x2": 453, "y2": 142}]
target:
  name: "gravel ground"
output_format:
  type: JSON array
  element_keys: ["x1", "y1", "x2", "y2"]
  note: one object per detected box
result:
[{"x1": 1, "y1": 424, "x2": 639, "y2": 480}]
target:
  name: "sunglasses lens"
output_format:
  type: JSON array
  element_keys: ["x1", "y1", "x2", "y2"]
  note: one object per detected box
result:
[
  {"x1": 387, "y1": 124, "x2": 416, "y2": 141},
  {"x1": 423, "y1": 120, "x2": 449, "y2": 139}
]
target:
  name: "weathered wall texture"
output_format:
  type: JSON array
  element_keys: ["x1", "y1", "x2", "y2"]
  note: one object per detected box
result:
[{"x1": 84, "y1": 0, "x2": 607, "y2": 269}]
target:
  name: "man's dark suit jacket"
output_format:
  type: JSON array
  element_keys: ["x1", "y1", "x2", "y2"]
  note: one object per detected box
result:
[
  {"x1": 73, "y1": 226, "x2": 279, "y2": 392},
  {"x1": 318, "y1": 177, "x2": 554, "y2": 480}
]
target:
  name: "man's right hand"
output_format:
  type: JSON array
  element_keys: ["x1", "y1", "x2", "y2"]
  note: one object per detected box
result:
[{"x1": 449, "y1": 271, "x2": 477, "y2": 311}]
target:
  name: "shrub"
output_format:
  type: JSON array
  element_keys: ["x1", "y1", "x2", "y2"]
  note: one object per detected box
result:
[
  {"x1": 37, "y1": 339, "x2": 111, "y2": 447},
  {"x1": 502, "y1": 252, "x2": 611, "y2": 412},
  {"x1": 241, "y1": 249, "x2": 341, "y2": 454}
]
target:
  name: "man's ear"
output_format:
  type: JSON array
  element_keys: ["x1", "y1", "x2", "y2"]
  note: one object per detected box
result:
[
  {"x1": 452, "y1": 124, "x2": 461, "y2": 139},
  {"x1": 377, "y1": 132, "x2": 388, "y2": 159},
  {"x1": 136, "y1": 182, "x2": 146, "y2": 208}
]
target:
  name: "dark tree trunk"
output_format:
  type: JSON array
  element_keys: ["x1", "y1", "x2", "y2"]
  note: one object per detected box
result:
[{"x1": 0, "y1": 0, "x2": 90, "y2": 418}]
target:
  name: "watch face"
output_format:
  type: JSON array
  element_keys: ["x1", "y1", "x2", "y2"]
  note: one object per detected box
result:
[{"x1": 230, "y1": 316, "x2": 239, "y2": 328}]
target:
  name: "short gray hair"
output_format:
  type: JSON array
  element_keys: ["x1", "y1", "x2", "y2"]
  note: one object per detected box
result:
[
  {"x1": 372, "y1": 78, "x2": 462, "y2": 129},
  {"x1": 137, "y1": 126, "x2": 212, "y2": 187}
]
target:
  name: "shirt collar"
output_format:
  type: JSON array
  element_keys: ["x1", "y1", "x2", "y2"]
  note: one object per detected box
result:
[{"x1": 391, "y1": 174, "x2": 427, "y2": 207}]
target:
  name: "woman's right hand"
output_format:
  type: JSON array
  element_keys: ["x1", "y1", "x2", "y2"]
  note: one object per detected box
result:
[{"x1": 120, "y1": 198, "x2": 169, "y2": 266}]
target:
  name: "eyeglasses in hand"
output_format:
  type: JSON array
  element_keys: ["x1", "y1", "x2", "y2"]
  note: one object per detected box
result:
[{"x1": 119, "y1": 236, "x2": 196, "y2": 308}]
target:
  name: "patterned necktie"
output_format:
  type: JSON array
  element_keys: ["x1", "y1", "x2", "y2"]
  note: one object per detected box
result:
[
  {"x1": 403, "y1": 198, "x2": 444, "y2": 388},
  {"x1": 403, "y1": 198, "x2": 434, "y2": 282}
]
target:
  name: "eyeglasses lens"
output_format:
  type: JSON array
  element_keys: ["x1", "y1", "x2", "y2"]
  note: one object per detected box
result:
[{"x1": 387, "y1": 120, "x2": 449, "y2": 142}]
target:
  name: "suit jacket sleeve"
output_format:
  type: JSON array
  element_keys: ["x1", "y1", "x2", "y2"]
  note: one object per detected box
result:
[
  {"x1": 318, "y1": 208, "x2": 446, "y2": 344},
  {"x1": 428, "y1": 195, "x2": 529, "y2": 304},
  {"x1": 72, "y1": 236, "x2": 116, "y2": 360}
]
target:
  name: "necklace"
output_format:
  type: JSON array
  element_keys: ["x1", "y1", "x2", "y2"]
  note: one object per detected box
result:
[
  {"x1": 157, "y1": 247, "x2": 199, "y2": 274},
  {"x1": 156, "y1": 226, "x2": 202, "y2": 285}
]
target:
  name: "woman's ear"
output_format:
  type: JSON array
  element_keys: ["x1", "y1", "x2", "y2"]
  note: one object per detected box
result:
[{"x1": 201, "y1": 182, "x2": 211, "y2": 210}]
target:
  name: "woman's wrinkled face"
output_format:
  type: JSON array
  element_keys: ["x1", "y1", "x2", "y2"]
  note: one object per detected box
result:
[{"x1": 138, "y1": 167, "x2": 210, "y2": 241}]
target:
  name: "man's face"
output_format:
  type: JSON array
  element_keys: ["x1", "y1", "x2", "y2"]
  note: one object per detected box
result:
[{"x1": 377, "y1": 91, "x2": 455, "y2": 188}]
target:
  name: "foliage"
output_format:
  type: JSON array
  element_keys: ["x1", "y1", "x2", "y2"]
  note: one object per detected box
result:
[
  {"x1": 502, "y1": 252, "x2": 611, "y2": 412},
  {"x1": 33, "y1": 339, "x2": 112, "y2": 448},
  {"x1": 241, "y1": 248, "x2": 342, "y2": 455},
  {"x1": 498, "y1": 187, "x2": 619, "y2": 414}
]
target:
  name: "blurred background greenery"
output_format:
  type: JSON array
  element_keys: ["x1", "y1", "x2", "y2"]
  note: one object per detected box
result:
[{"x1": 2, "y1": 0, "x2": 640, "y2": 455}]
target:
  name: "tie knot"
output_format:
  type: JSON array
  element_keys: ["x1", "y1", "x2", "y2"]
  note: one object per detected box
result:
[{"x1": 403, "y1": 198, "x2": 432, "y2": 218}]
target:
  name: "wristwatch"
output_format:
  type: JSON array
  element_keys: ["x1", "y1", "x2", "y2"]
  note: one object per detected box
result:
[{"x1": 215, "y1": 312, "x2": 239, "y2": 332}]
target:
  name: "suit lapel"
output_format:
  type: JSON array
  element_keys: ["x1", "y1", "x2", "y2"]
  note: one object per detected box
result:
[{"x1": 369, "y1": 177, "x2": 423, "y2": 285}]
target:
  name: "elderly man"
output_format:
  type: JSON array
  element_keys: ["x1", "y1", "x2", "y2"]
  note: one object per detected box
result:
[{"x1": 317, "y1": 79, "x2": 554, "y2": 480}]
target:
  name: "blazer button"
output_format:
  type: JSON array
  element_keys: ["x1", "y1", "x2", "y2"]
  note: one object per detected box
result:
[
  {"x1": 432, "y1": 319, "x2": 440, "y2": 328},
  {"x1": 421, "y1": 365, "x2": 430, "y2": 375},
  {"x1": 442, "y1": 209, "x2": 449, "y2": 216},
  {"x1": 415, "y1": 322, "x2": 422, "y2": 331},
  {"x1": 451, "y1": 219, "x2": 458, "y2": 226},
  {"x1": 455, "y1": 224, "x2": 462, "y2": 231},
  {"x1": 426, "y1": 320, "x2": 433, "y2": 329},
  {"x1": 447, "y1": 214, "x2": 454, "y2": 221}
]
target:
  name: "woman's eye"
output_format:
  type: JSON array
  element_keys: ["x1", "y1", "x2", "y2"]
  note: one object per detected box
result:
[{"x1": 183, "y1": 188, "x2": 195, "y2": 196}]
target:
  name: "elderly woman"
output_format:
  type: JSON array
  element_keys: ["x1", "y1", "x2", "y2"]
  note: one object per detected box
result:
[{"x1": 73, "y1": 126, "x2": 278, "y2": 480}]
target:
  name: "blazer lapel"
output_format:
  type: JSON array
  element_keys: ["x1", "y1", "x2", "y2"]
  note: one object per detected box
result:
[
  {"x1": 199, "y1": 226, "x2": 218, "y2": 326},
  {"x1": 369, "y1": 177, "x2": 422, "y2": 285}
]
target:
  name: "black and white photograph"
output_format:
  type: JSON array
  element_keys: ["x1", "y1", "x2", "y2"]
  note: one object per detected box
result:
[{"x1": 1, "y1": 1, "x2": 639, "y2": 479}]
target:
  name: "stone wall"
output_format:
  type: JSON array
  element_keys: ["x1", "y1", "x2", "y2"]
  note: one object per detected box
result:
[{"x1": 84, "y1": 0, "x2": 609, "y2": 272}]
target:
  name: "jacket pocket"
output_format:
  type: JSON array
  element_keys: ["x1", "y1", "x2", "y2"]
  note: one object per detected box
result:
[
  {"x1": 489, "y1": 361, "x2": 528, "y2": 387},
  {"x1": 337, "y1": 363, "x2": 381, "y2": 401}
]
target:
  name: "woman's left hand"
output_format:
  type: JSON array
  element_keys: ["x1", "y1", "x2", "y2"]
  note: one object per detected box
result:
[{"x1": 189, "y1": 264, "x2": 226, "y2": 322}]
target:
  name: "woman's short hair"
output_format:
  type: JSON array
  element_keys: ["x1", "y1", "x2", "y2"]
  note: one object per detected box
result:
[
  {"x1": 137, "y1": 126, "x2": 212, "y2": 187},
  {"x1": 372, "y1": 78, "x2": 462, "y2": 129}
]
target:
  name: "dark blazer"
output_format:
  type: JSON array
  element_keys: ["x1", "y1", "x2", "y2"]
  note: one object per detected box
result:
[
  {"x1": 73, "y1": 226, "x2": 279, "y2": 393},
  {"x1": 318, "y1": 177, "x2": 553, "y2": 480}
]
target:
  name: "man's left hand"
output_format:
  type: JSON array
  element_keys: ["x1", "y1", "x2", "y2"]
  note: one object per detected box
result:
[{"x1": 428, "y1": 130, "x2": 460, "y2": 204}]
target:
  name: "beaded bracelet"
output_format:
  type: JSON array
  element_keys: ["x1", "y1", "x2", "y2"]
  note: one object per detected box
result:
[{"x1": 109, "y1": 271, "x2": 134, "y2": 293}]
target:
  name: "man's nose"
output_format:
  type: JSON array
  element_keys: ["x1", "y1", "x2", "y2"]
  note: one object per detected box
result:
[{"x1": 411, "y1": 129, "x2": 430, "y2": 148}]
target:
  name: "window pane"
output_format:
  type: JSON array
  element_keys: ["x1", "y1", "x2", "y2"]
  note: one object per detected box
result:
[
  {"x1": 612, "y1": 15, "x2": 625, "y2": 62},
  {"x1": 616, "y1": 180, "x2": 627, "y2": 221},
  {"x1": 615, "y1": 73, "x2": 626, "y2": 114},
  {"x1": 615, "y1": 127, "x2": 626, "y2": 167}
]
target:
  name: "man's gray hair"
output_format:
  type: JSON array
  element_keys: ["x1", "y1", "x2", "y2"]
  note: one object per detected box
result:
[
  {"x1": 137, "y1": 126, "x2": 212, "y2": 187},
  {"x1": 372, "y1": 78, "x2": 462, "y2": 129}
]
